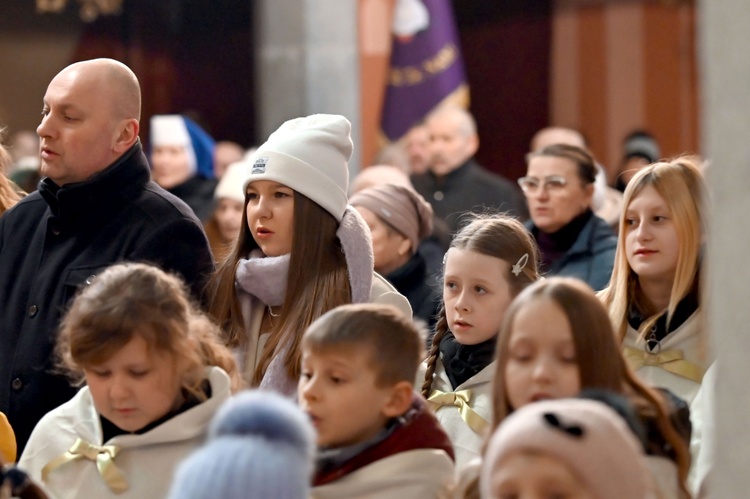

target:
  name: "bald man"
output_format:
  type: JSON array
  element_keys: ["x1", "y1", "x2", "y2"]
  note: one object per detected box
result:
[
  {"x1": 411, "y1": 106, "x2": 527, "y2": 233},
  {"x1": 0, "y1": 59, "x2": 214, "y2": 451}
]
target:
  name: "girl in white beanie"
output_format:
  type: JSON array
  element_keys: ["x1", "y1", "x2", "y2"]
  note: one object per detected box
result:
[{"x1": 207, "y1": 114, "x2": 411, "y2": 395}]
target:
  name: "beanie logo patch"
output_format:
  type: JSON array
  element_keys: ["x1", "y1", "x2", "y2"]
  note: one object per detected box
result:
[{"x1": 252, "y1": 157, "x2": 269, "y2": 174}]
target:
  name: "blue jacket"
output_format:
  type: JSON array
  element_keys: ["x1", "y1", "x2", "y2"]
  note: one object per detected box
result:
[{"x1": 527, "y1": 213, "x2": 617, "y2": 291}]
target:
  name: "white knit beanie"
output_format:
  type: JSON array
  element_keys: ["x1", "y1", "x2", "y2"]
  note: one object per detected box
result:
[
  {"x1": 214, "y1": 161, "x2": 249, "y2": 202},
  {"x1": 481, "y1": 398, "x2": 653, "y2": 499},
  {"x1": 243, "y1": 114, "x2": 352, "y2": 221}
]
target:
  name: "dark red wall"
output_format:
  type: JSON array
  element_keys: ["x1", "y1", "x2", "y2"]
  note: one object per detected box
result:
[
  {"x1": 73, "y1": 0, "x2": 256, "y2": 148},
  {"x1": 453, "y1": 1, "x2": 552, "y2": 181},
  {"x1": 68, "y1": 0, "x2": 550, "y2": 167}
]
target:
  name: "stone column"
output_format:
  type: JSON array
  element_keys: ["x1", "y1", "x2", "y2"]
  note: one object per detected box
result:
[
  {"x1": 254, "y1": 0, "x2": 362, "y2": 172},
  {"x1": 699, "y1": 0, "x2": 750, "y2": 495}
]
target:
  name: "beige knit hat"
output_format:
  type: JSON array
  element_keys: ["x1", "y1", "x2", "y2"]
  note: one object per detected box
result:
[
  {"x1": 349, "y1": 184, "x2": 433, "y2": 254},
  {"x1": 481, "y1": 398, "x2": 653, "y2": 499},
  {"x1": 215, "y1": 161, "x2": 249, "y2": 203},
  {"x1": 243, "y1": 114, "x2": 352, "y2": 222}
]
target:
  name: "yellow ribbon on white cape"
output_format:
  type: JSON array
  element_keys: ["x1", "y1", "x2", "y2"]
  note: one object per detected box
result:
[
  {"x1": 427, "y1": 389, "x2": 489, "y2": 434},
  {"x1": 42, "y1": 438, "x2": 129, "y2": 493},
  {"x1": 624, "y1": 346, "x2": 705, "y2": 384}
]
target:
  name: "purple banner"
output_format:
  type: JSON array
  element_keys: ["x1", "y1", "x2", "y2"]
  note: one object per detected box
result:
[{"x1": 381, "y1": 0, "x2": 467, "y2": 141}]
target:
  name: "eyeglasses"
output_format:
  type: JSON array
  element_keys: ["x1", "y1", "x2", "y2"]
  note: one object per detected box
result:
[{"x1": 517, "y1": 175, "x2": 568, "y2": 194}]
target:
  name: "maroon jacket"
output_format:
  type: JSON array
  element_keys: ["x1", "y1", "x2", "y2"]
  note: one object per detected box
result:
[{"x1": 314, "y1": 394, "x2": 455, "y2": 486}]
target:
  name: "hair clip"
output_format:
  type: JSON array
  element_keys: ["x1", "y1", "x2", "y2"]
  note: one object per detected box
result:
[
  {"x1": 511, "y1": 253, "x2": 529, "y2": 277},
  {"x1": 543, "y1": 412, "x2": 585, "y2": 437}
]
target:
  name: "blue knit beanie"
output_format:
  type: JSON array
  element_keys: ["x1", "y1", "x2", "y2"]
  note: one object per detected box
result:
[{"x1": 166, "y1": 391, "x2": 315, "y2": 499}]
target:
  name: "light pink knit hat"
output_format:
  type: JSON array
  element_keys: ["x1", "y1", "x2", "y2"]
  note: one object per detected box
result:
[{"x1": 481, "y1": 398, "x2": 653, "y2": 499}]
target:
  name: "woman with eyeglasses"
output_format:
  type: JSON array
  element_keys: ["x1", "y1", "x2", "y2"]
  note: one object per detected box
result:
[{"x1": 518, "y1": 144, "x2": 617, "y2": 290}]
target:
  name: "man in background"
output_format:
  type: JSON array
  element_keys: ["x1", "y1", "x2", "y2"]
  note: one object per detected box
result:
[{"x1": 411, "y1": 106, "x2": 527, "y2": 233}]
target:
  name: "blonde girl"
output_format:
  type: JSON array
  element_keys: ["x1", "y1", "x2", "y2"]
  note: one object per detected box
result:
[
  {"x1": 599, "y1": 157, "x2": 709, "y2": 405},
  {"x1": 420, "y1": 215, "x2": 540, "y2": 468},
  {"x1": 19, "y1": 263, "x2": 241, "y2": 499},
  {"x1": 492, "y1": 277, "x2": 690, "y2": 498},
  {"x1": 208, "y1": 114, "x2": 410, "y2": 395}
]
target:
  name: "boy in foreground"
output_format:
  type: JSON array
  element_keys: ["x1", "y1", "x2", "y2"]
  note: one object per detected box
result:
[{"x1": 299, "y1": 303, "x2": 455, "y2": 498}]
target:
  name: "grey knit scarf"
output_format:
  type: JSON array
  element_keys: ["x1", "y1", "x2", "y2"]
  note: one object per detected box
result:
[{"x1": 233, "y1": 206, "x2": 375, "y2": 396}]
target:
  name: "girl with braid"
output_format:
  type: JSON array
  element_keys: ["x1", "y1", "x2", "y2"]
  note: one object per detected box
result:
[{"x1": 419, "y1": 215, "x2": 540, "y2": 468}]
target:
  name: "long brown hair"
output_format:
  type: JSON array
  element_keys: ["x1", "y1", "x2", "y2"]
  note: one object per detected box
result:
[
  {"x1": 492, "y1": 278, "x2": 690, "y2": 494},
  {"x1": 207, "y1": 190, "x2": 351, "y2": 385},
  {"x1": 421, "y1": 214, "x2": 540, "y2": 397},
  {"x1": 0, "y1": 139, "x2": 23, "y2": 215},
  {"x1": 599, "y1": 157, "x2": 706, "y2": 342},
  {"x1": 57, "y1": 262, "x2": 242, "y2": 398}
]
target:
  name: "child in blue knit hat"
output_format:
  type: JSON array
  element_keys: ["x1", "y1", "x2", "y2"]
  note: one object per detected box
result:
[
  {"x1": 167, "y1": 391, "x2": 316, "y2": 499},
  {"x1": 298, "y1": 303, "x2": 455, "y2": 499}
]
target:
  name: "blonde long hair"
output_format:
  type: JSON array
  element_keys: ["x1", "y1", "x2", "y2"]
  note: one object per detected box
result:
[
  {"x1": 599, "y1": 157, "x2": 706, "y2": 341},
  {"x1": 0, "y1": 139, "x2": 23, "y2": 215}
]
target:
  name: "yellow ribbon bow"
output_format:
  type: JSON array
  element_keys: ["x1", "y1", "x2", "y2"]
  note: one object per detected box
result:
[
  {"x1": 427, "y1": 389, "x2": 489, "y2": 435},
  {"x1": 624, "y1": 346, "x2": 705, "y2": 384},
  {"x1": 42, "y1": 438, "x2": 129, "y2": 493}
]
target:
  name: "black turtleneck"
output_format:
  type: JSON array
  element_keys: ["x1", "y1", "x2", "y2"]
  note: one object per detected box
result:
[
  {"x1": 100, "y1": 384, "x2": 209, "y2": 443},
  {"x1": 439, "y1": 331, "x2": 496, "y2": 389},
  {"x1": 535, "y1": 209, "x2": 593, "y2": 272},
  {"x1": 628, "y1": 274, "x2": 701, "y2": 348}
]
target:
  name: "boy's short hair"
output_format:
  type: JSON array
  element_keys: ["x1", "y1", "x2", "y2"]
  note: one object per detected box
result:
[{"x1": 301, "y1": 303, "x2": 423, "y2": 387}]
